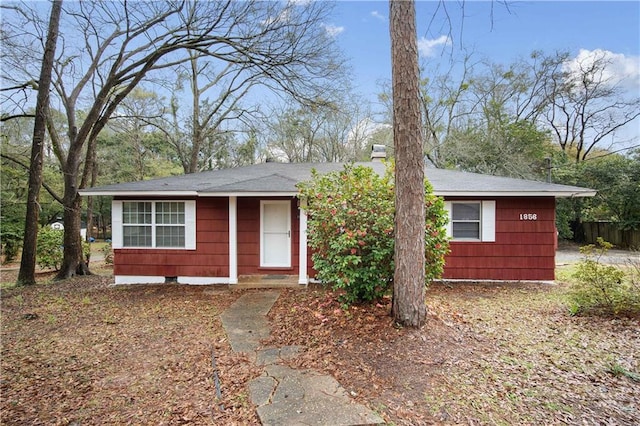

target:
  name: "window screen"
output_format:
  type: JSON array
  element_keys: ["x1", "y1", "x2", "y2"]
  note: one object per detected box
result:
[
  {"x1": 122, "y1": 201, "x2": 186, "y2": 248},
  {"x1": 123, "y1": 202, "x2": 152, "y2": 247},
  {"x1": 156, "y1": 202, "x2": 185, "y2": 247},
  {"x1": 451, "y1": 202, "x2": 481, "y2": 240}
]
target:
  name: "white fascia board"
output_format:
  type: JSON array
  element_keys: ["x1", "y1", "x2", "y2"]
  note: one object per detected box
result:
[
  {"x1": 197, "y1": 191, "x2": 298, "y2": 197},
  {"x1": 435, "y1": 191, "x2": 596, "y2": 198},
  {"x1": 79, "y1": 190, "x2": 198, "y2": 197}
]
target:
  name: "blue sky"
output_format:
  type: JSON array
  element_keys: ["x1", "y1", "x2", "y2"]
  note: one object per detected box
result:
[{"x1": 326, "y1": 1, "x2": 640, "y2": 106}]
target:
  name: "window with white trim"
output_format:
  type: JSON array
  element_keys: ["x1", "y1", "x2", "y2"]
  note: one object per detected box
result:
[
  {"x1": 155, "y1": 202, "x2": 186, "y2": 247},
  {"x1": 444, "y1": 200, "x2": 496, "y2": 242},
  {"x1": 112, "y1": 200, "x2": 196, "y2": 249},
  {"x1": 451, "y1": 202, "x2": 481, "y2": 240},
  {"x1": 122, "y1": 202, "x2": 152, "y2": 247}
]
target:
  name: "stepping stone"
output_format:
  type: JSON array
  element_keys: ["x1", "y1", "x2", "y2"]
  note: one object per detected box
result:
[
  {"x1": 252, "y1": 365, "x2": 384, "y2": 425},
  {"x1": 220, "y1": 291, "x2": 280, "y2": 353}
]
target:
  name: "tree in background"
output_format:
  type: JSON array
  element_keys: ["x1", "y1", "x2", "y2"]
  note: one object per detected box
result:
[
  {"x1": 1, "y1": 116, "x2": 64, "y2": 246},
  {"x1": 542, "y1": 50, "x2": 640, "y2": 163},
  {"x1": 260, "y1": 91, "x2": 374, "y2": 163},
  {"x1": 554, "y1": 149, "x2": 640, "y2": 240},
  {"x1": 152, "y1": 51, "x2": 261, "y2": 173},
  {"x1": 578, "y1": 150, "x2": 640, "y2": 230},
  {"x1": 107, "y1": 89, "x2": 183, "y2": 181},
  {"x1": 378, "y1": 49, "x2": 638, "y2": 179},
  {"x1": 443, "y1": 113, "x2": 552, "y2": 179},
  {"x1": 16, "y1": 0, "x2": 62, "y2": 285},
  {"x1": 389, "y1": 0, "x2": 427, "y2": 327}
]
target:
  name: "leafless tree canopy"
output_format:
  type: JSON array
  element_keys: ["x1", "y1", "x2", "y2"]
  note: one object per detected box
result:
[
  {"x1": 542, "y1": 50, "x2": 640, "y2": 162},
  {"x1": 1, "y1": 0, "x2": 346, "y2": 278}
]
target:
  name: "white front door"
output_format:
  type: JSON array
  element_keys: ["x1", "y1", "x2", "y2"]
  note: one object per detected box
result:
[{"x1": 260, "y1": 200, "x2": 291, "y2": 267}]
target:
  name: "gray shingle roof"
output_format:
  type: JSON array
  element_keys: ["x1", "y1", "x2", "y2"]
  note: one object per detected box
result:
[{"x1": 80, "y1": 162, "x2": 596, "y2": 198}]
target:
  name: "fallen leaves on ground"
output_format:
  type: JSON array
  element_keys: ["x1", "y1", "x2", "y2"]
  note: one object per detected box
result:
[
  {"x1": 3, "y1": 270, "x2": 638, "y2": 425},
  {"x1": 264, "y1": 282, "x2": 640, "y2": 425},
  {"x1": 1, "y1": 274, "x2": 261, "y2": 425}
]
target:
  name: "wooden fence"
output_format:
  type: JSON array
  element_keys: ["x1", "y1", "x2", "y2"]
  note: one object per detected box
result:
[{"x1": 579, "y1": 222, "x2": 640, "y2": 249}]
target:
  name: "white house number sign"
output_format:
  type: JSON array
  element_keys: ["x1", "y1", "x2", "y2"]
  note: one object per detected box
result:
[{"x1": 519, "y1": 213, "x2": 538, "y2": 220}]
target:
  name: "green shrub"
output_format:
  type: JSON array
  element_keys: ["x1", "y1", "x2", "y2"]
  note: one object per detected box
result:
[
  {"x1": 1, "y1": 227, "x2": 22, "y2": 263},
  {"x1": 298, "y1": 162, "x2": 449, "y2": 305},
  {"x1": 36, "y1": 227, "x2": 90, "y2": 271},
  {"x1": 37, "y1": 227, "x2": 64, "y2": 270},
  {"x1": 568, "y1": 238, "x2": 640, "y2": 316},
  {"x1": 101, "y1": 242, "x2": 114, "y2": 265}
]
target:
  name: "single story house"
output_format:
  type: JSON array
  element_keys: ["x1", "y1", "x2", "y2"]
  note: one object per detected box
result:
[{"x1": 80, "y1": 159, "x2": 595, "y2": 285}]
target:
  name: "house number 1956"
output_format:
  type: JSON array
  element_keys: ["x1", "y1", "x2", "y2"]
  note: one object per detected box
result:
[{"x1": 519, "y1": 213, "x2": 538, "y2": 220}]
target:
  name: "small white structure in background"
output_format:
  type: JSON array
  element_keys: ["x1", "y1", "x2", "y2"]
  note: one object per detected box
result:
[
  {"x1": 50, "y1": 221, "x2": 87, "y2": 240},
  {"x1": 371, "y1": 144, "x2": 387, "y2": 162}
]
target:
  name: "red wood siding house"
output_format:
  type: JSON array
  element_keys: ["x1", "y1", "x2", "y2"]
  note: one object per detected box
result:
[
  {"x1": 82, "y1": 162, "x2": 594, "y2": 284},
  {"x1": 444, "y1": 197, "x2": 556, "y2": 281}
]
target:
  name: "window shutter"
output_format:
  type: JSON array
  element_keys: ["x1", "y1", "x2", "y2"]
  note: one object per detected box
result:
[
  {"x1": 184, "y1": 200, "x2": 196, "y2": 250},
  {"x1": 481, "y1": 200, "x2": 496, "y2": 242},
  {"x1": 112, "y1": 200, "x2": 123, "y2": 248},
  {"x1": 443, "y1": 201, "x2": 452, "y2": 238}
]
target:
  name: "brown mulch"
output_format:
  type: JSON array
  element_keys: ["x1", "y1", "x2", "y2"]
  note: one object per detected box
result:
[
  {"x1": 1, "y1": 271, "x2": 261, "y2": 425},
  {"x1": 264, "y1": 283, "x2": 640, "y2": 425}
]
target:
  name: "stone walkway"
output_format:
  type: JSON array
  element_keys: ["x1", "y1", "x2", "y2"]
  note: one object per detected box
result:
[{"x1": 220, "y1": 291, "x2": 383, "y2": 426}]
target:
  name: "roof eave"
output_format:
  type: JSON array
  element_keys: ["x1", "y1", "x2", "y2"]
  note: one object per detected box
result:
[
  {"x1": 434, "y1": 190, "x2": 597, "y2": 198},
  {"x1": 78, "y1": 190, "x2": 199, "y2": 197},
  {"x1": 80, "y1": 189, "x2": 596, "y2": 198},
  {"x1": 197, "y1": 191, "x2": 298, "y2": 197}
]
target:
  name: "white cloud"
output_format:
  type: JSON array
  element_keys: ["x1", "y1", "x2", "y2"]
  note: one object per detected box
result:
[
  {"x1": 321, "y1": 23, "x2": 344, "y2": 38},
  {"x1": 563, "y1": 49, "x2": 640, "y2": 91},
  {"x1": 370, "y1": 11, "x2": 385, "y2": 21},
  {"x1": 417, "y1": 35, "x2": 451, "y2": 58},
  {"x1": 261, "y1": 9, "x2": 291, "y2": 26}
]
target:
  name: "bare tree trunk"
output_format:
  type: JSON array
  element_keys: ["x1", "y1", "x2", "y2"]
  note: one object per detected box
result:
[
  {"x1": 56, "y1": 127, "x2": 93, "y2": 279},
  {"x1": 390, "y1": 0, "x2": 426, "y2": 327},
  {"x1": 56, "y1": 177, "x2": 91, "y2": 278},
  {"x1": 17, "y1": 0, "x2": 63, "y2": 286},
  {"x1": 84, "y1": 143, "x2": 98, "y2": 264}
]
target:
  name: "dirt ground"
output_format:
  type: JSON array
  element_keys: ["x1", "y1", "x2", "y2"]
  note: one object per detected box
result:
[
  {"x1": 265, "y1": 283, "x2": 639, "y2": 425},
  {"x1": 1, "y1": 263, "x2": 639, "y2": 425},
  {"x1": 1, "y1": 271, "x2": 261, "y2": 425}
]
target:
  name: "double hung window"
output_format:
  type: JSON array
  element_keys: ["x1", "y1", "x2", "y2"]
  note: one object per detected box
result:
[
  {"x1": 444, "y1": 200, "x2": 496, "y2": 242},
  {"x1": 113, "y1": 200, "x2": 195, "y2": 249},
  {"x1": 451, "y1": 202, "x2": 481, "y2": 240}
]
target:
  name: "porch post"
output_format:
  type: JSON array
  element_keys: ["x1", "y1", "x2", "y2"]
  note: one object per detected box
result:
[
  {"x1": 229, "y1": 196, "x2": 238, "y2": 284},
  {"x1": 298, "y1": 198, "x2": 308, "y2": 285}
]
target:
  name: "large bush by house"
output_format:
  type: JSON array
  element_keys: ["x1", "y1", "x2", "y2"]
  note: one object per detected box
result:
[{"x1": 298, "y1": 163, "x2": 449, "y2": 304}]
